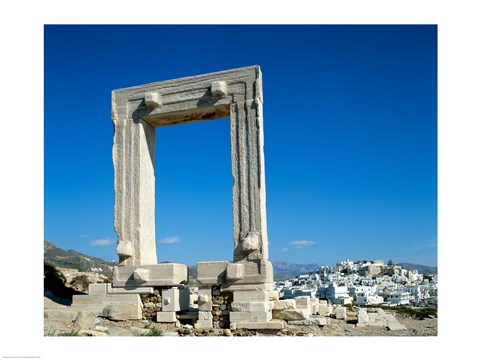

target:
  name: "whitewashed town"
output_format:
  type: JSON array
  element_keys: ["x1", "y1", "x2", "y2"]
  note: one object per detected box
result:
[{"x1": 273, "y1": 259, "x2": 437, "y2": 308}]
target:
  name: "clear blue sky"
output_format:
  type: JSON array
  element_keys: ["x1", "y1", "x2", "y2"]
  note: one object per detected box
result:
[{"x1": 44, "y1": 25, "x2": 437, "y2": 266}]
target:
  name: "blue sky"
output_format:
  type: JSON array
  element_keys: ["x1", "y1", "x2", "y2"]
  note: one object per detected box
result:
[{"x1": 44, "y1": 25, "x2": 437, "y2": 266}]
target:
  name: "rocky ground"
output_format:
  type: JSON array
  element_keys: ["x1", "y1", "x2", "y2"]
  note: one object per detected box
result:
[{"x1": 44, "y1": 296, "x2": 437, "y2": 337}]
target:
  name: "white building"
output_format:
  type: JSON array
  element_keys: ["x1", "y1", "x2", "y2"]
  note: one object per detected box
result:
[
  {"x1": 348, "y1": 285, "x2": 383, "y2": 306},
  {"x1": 356, "y1": 292, "x2": 384, "y2": 306},
  {"x1": 323, "y1": 283, "x2": 352, "y2": 304},
  {"x1": 359, "y1": 277, "x2": 376, "y2": 286},
  {"x1": 385, "y1": 292, "x2": 410, "y2": 306},
  {"x1": 407, "y1": 269, "x2": 424, "y2": 283}
]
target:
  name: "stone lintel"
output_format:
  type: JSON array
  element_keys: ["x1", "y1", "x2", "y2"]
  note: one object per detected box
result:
[
  {"x1": 196, "y1": 261, "x2": 229, "y2": 285},
  {"x1": 197, "y1": 260, "x2": 274, "y2": 286},
  {"x1": 113, "y1": 263, "x2": 188, "y2": 287},
  {"x1": 113, "y1": 66, "x2": 261, "y2": 127}
]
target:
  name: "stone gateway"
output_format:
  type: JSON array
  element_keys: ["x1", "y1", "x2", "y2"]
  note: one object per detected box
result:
[{"x1": 109, "y1": 66, "x2": 282, "y2": 329}]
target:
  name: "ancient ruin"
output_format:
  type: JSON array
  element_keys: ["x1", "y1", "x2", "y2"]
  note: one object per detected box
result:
[
  {"x1": 44, "y1": 66, "x2": 421, "y2": 335},
  {"x1": 106, "y1": 65, "x2": 281, "y2": 329}
]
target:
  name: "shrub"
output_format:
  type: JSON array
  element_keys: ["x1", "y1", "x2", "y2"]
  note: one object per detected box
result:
[{"x1": 71, "y1": 275, "x2": 91, "y2": 291}]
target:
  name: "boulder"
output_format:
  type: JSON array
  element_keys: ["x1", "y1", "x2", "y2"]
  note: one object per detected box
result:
[
  {"x1": 74, "y1": 311, "x2": 96, "y2": 330},
  {"x1": 273, "y1": 308, "x2": 310, "y2": 321},
  {"x1": 271, "y1": 299, "x2": 296, "y2": 311},
  {"x1": 335, "y1": 306, "x2": 347, "y2": 320}
]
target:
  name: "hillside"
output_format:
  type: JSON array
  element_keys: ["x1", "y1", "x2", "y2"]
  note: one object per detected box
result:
[
  {"x1": 44, "y1": 241, "x2": 436, "y2": 282},
  {"x1": 271, "y1": 260, "x2": 322, "y2": 281},
  {"x1": 44, "y1": 240, "x2": 116, "y2": 276},
  {"x1": 397, "y1": 263, "x2": 437, "y2": 275}
]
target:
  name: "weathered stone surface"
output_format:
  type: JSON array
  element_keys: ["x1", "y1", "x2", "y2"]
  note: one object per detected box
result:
[
  {"x1": 107, "y1": 284, "x2": 154, "y2": 294},
  {"x1": 233, "y1": 290, "x2": 270, "y2": 302},
  {"x1": 272, "y1": 309, "x2": 310, "y2": 321},
  {"x1": 385, "y1": 314, "x2": 407, "y2": 331},
  {"x1": 107, "y1": 326, "x2": 132, "y2": 336},
  {"x1": 144, "y1": 92, "x2": 161, "y2": 109},
  {"x1": 272, "y1": 299, "x2": 296, "y2": 311},
  {"x1": 222, "y1": 283, "x2": 273, "y2": 292},
  {"x1": 72, "y1": 293, "x2": 142, "y2": 306},
  {"x1": 88, "y1": 283, "x2": 108, "y2": 295},
  {"x1": 112, "y1": 66, "x2": 266, "y2": 266},
  {"x1": 230, "y1": 311, "x2": 272, "y2": 322},
  {"x1": 310, "y1": 298, "x2": 319, "y2": 315},
  {"x1": 335, "y1": 306, "x2": 347, "y2": 320},
  {"x1": 310, "y1": 316, "x2": 327, "y2": 326},
  {"x1": 288, "y1": 317, "x2": 326, "y2": 326},
  {"x1": 234, "y1": 320, "x2": 285, "y2": 330},
  {"x1": 295, "y1": 296, "x2": 312, "y2": 310},
  {"x1": 156, "y1": 311, "x2": 177, "y2": 323},
  {"x1": 108, "y1": 67, "x2": 276, "y2": 328},
  {"x1": 74, "y1": 311, "x2": 96, "y2": 330},
  {"x1": 194, "y1": 319, "x2": 213, "y2": 329},
  {"x1": 69, "y1": 304, "x2": 105, "y2": 315},
  {"x1": 162, "y1": 287, "x2": 190, "y2": 312},
  {"x1": 226, "y1": 263, "x2": 244, "y2": 280},
  {"x1": 231, "y1": 301, "x2": 272, "y2": 312},
  {"x1": 231, "y1": 260, "x2": 273, "y2": 284},
  {"x1": 103, "y1": 303, "x2": 142, "y2": 321},
  {"x1": 357, "y1": 308, "x2": 369, "y2": 326},
  {"x1": 78, "y1": 330, "x2": 108, "y2": 337},
  {"x1": 198, "y1": 311, "x2": 213, "y2": 321},
  {"x1": 196, "y1": 261, "x2": 229, "y2": 285},
  {"x1": 44, "y1": 309, "x2": 79, "y2": 321},
  {"x1": 197, "y1": 287, "x2": 212, "y2": 311},
  {"x1": 95, "y1": 326, "x2": 109, "y2": 332},
  {"x1": 70, "y1": 293, "x2": 143, "y2": 318},
  {"x1": 318, "y1": 305, "x2": 333, "y2": 317},
  {"x1": 162, "y1": 332, "x2": 180, "y2": 336},
  {"x1": 268, "y1": 290, "x2": 280, "y2": 301},
  {"x1": 130, "y1": 327, "x2": 151, "y2": 336},
  {"x1": 133, "y1": 268, "x2": 150, "y2": 283},
  {"x1": 113, "y1": 263, "x2": 188, "y2": 287},
  {"x1": 198, "y1": 260, "x2": 273, "y2": 285}
]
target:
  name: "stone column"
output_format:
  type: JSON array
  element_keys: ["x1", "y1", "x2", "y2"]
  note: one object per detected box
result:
[
  {"x1": 230, "y1": 98, "x2": 268, "y2": 262},
  {"x1": 112, "y1": 97, "x2": 157, "y2": 266}
]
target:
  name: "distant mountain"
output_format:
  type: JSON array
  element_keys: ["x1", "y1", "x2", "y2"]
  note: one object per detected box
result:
[
  {"x1": 44, "y1": 240, "x2": 116, "y2": 276},
  {"x1": 271, "y1": 260, "x2": 322, "y2": 281},
  {"x1": 44, "y1": 241, "x2": 436, "y2": 285},
  {"x1": 397, "y1": 263, "x2": 437, "y2": 275}
]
